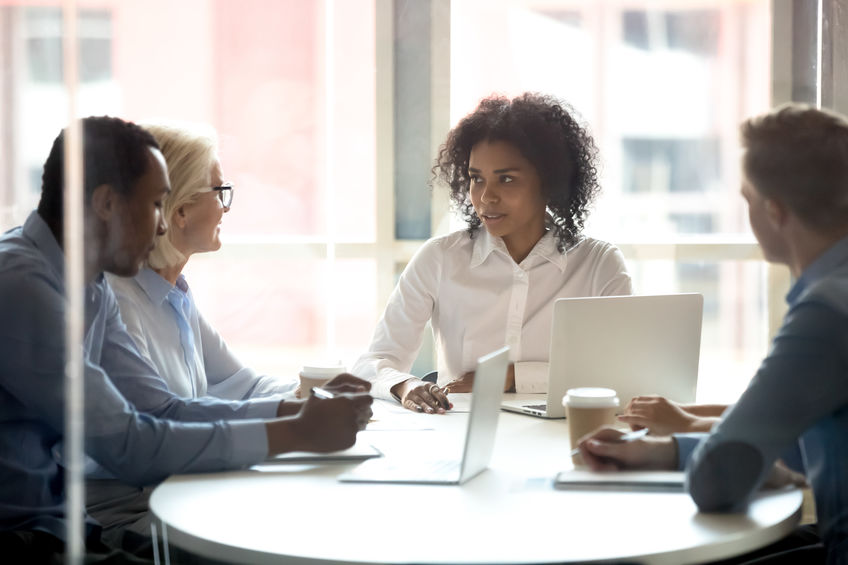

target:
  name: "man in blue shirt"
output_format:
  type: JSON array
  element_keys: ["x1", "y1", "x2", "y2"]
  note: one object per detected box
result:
[
  {"x1": 0, "y1": 116, "x2": 373, "y2": 562},
  {"x1": 577, "y1": 103, "x2": 848, "y2": 564}
]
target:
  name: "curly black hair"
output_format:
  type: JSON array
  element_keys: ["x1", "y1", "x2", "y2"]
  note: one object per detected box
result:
[
  {"x1": 433, "y1": 92, "x2": 600, "y2": 252},
  {"x1": 38, "y1": 116, "x2": 160, "y2": 229}
]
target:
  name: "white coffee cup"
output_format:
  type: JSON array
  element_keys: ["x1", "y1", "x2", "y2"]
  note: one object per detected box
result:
[
  {"x1": 563, "y1": 387, "x2": 620, "y2": 463},
  {"x1": 298, "y1": 361, "x2": 346, "y2": 398}
]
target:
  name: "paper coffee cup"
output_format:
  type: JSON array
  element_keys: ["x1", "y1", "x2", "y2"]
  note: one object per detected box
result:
[
  {"x1": 298, "y1": 361, "x2": 346, "y2": 398},
  {"x1": 563, "y1": 387, "x2": 619, "y2": 464}
]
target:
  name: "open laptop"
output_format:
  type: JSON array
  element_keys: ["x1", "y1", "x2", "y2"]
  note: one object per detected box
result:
[
  {"x1": 501, "y1": 293, "x2": 703, "y2": 419},
  {"x1": 339, "y1": 346, "x2": 509, "y2": 485}
]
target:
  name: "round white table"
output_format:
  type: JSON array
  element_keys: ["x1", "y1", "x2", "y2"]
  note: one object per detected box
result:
[{"x1": 150, "y1": 400, "x2": 803, "y2": 564}]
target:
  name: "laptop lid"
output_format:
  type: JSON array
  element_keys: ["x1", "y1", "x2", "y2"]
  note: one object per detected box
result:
[
  {"x1": 338, "y1": 346, "x2": 509, "y2": 485},
  {"x1": 547, "y1": 293, "x2": 703, "y2": 417},
  {"x1": 458, "y1": 346, "x2": 510, "y2": 482}
]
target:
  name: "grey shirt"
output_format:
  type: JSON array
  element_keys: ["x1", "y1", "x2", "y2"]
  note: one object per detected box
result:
[{"x1": 677, "y1": 234, "x2": 848, "y2": 564}]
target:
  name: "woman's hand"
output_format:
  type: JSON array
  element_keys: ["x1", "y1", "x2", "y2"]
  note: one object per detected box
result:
[
  {"x1": 617, "y1": 395, "x2": 709, "y2": 435},
  {"x1": 392, "y1": 378, "x2": 452, "y2": 414}
]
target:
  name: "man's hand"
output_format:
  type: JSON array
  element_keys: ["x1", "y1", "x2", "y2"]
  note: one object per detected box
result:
[
  {"x1": 617, "y1": 395, "x2": 705, "y2": 435},
  {"x1": 762, "y1": 460, "x2": 808, "y2": 490},
  {"x1": 294, "y1": 372, "x2": 371, "y2": 399},
  {"x1": 279, "y1": 374, "x2": 370, "y2": 416},
  {"x1": 578, "y1": 426, "x2": 678, "y2": 471},
  {"x1": 391, "y1": 378, "x2": 452, "y2": 414},
  {"x1": 321, "y1": 373, "x2": 371, "y2": 395},
  {"x1": 268, "y1": 392, "x2": 373, "y2": 455},
  {"x1": 443, "y1": 364, "x2": 515, "y2": 394},
  {"x1": 276, "y1": 398, "x2": 305, "y2": 417}
]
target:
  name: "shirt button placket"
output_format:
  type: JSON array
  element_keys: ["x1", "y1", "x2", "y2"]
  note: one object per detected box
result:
[{"x1": 506, "y1": 268, "x2": 529, "y2": 358}]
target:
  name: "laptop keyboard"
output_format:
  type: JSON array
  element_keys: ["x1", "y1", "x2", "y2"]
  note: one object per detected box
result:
[
  {"x1": 421, "y1": 459, "x2": 461, "y2": 478},
  {"x1": 341, "y1": 457, "x2": 460, "y2": 482}
]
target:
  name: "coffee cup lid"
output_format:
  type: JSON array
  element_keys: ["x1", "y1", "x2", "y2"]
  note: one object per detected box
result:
[
  {"x1": 300, "y1": 362, "x2": 346, "y2": 378},
  {"x1": 562, "y1": 387, "x2": 619, "y2": 408}
]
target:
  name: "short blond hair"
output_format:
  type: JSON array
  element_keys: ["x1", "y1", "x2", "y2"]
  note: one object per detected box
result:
[
  {"x1": 741, "y1": 103, "x2": 848, "y2": 230},
  {"x1": 141, "y1": 121, "x2": 219, "y2": 269}
]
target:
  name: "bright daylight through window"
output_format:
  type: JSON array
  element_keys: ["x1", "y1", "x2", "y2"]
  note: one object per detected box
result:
[{"x1": 0, "y1": 0, "x2": 788, "y2": 407}]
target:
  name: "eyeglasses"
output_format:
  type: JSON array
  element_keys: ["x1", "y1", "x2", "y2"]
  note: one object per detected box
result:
[{"x1": 210, "y1": 183, "x2": 234, "y2": 208}]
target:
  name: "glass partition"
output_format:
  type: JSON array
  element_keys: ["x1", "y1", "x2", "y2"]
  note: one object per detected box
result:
[{"x1": 0, "y1": 0, "x2": 839, "y2": 559}]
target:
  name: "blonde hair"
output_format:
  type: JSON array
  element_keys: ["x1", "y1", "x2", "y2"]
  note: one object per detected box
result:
[
  {"x1": 141, "y1": 121, "x2": 219, "y2": 269},
  {"x1": 741, "y1": 103, "x2": 848, "y2": 230}
]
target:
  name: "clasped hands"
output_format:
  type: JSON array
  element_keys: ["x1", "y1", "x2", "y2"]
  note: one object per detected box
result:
[
  {"x1": 280, "y1": 373, "x2": 373, "y2": 446},
  {"x1": 574, "y1": 395, "x2": 806, "y2": 491},
  {"x1": 575, "y1": 426, "x2": 806, "y2": 491}
]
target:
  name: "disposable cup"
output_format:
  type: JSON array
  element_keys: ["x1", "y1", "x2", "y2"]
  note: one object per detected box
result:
[{"x1": 563, "y1": 387, "x2": 620, "y2": 464}]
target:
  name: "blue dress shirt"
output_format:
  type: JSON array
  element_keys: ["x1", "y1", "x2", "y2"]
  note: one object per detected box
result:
[
  {"x1": 676, "y1": 234, "x2": 848, "y2": 564},
  {"x1": 106, "y1": 268, "x2": 296, "y2": 401},
  {"x1": 0, "y1": 212, "x2": 271, "y2": 539}
]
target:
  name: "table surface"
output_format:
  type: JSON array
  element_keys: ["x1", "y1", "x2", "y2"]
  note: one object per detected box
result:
[{"x1": 150, "y1": 397, "x2": 802, "y2": 565}]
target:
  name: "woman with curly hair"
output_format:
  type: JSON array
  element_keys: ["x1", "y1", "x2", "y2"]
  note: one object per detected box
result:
[{"x1": 353, "y1": 93, "x2": 632, "y2": 413}]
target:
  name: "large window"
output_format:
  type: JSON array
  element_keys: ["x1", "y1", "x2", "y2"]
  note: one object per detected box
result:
[
  {"x1": 0, "y1": 0, "x2": 836, "y2": 398},
  {"x1": 1, "y1": 0, "x2": 379, "y2": 379},
  {"x1": 436, "y1": 0, "x2": 775, "y2": 402}
]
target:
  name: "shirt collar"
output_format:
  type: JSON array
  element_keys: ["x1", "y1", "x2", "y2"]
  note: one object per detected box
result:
[
  {"x1": 786, "y1": 233, "x2": 848, "y2": 305},
  {"x1": 469, "y1": 228, "x2": 567, "y2": 272},
  {"x1": 22, "y1": 211, "x2": 65, "y2": 281},
  {"x1": 134, "y1": 266, "x2": 181, "y2": 306}
]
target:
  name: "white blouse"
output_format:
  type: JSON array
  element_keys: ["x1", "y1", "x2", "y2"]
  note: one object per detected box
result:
[{"x1": 352, "y1": 229, "x2": 633, "y2": 399}]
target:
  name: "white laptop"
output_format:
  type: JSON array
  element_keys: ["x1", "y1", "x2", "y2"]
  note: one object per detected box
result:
[
  {"x1": 339, "y1": 346, "x2": 509, "y2": 485},
  {"x1": 501, "y1": 294, "x2": 703, "y2": 419}
]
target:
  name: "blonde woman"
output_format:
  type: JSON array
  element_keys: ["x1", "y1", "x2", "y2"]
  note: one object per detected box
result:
[{"x1": 106, "y1": 122, "x2": 297, "y2": 401}]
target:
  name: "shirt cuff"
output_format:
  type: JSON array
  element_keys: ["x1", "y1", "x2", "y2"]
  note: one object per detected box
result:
[
  {"x1": 244, "y1": 397, "x2": 281, "y2": 419},
  {"x1": 514, "y1": 362, "x2": 549, "y2": 393},
  {"x1": 227, "y1": 419, "x2": 270, "y2": 464},
  {"x1": 673, "y1": 433, "x2": 707, "y2": 470},
  {"x1": 373, "y1": 372, "x2": 416, "y2": 402}
]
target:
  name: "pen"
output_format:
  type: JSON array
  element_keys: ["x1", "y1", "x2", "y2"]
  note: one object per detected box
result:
[
  {"x1": 569, "y1": 427, "x2": 650, "y2": 457},
  {"x1": 312, "y1": 386, "x2": 377, "y2": 426},
  {"x1": 311, "y1": 386, "x2": 336, "y2": 400}
]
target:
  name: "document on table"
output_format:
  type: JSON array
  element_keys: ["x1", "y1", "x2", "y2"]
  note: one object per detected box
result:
[
  {"x1": 367, "y1": 419, "x2": 436, "y2": 431},
  {"x1": 367, "y1": 399, "x2": 437, "y2": 430},
  {"x1": 554, "y1": 469, "x2": 685, "y2": 492},
  {"x1": 446, "y1": 392, "x2": 472, "y2": 412},
  {"x1": 258, "y1": 436, "x2": 382, "y2": 465}
]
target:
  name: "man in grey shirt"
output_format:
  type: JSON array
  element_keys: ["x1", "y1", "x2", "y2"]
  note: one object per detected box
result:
[{"x1": 576, "y1": 103, "x2": 848, "y2": 564}]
